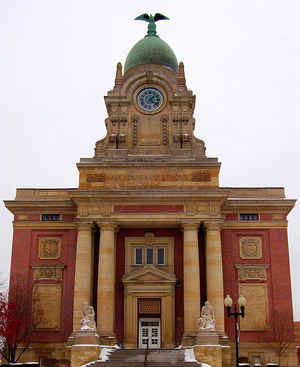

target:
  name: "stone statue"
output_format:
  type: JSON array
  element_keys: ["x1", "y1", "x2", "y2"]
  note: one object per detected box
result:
[
  {"x1": 198, "y1": 301, "x2": 215, "y2": 330},
  {"x1": 80, "y1": 301, "x2": 96, "y2": 331}
]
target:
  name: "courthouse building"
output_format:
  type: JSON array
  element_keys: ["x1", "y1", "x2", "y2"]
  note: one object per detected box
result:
[{"x1": 4, "y1": 16, "x2": 297, "y2": 366}]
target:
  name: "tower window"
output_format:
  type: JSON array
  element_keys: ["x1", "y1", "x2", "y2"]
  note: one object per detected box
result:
[
  {"x1": 135, "y1": 248, "x2": 143, "y2": 265},
  {"x1": 132, "y1": 246, "x2": 167, "y2": 267},
  {"x1": 239, "y1": 213, "x2": 259, "y2": 221},
  {"x1": 41, "y1": 214, "x2": 61, "y2": 221},
  {"x1": 146, "y1": 248, "x2": 154, "y2": 265},
  {"x1": 157, "y1": 248, "x2": 165, "y2": 265}
]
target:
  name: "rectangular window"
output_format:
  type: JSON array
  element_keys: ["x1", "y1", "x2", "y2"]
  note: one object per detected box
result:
[
  {"x1": 240, "y1": 213, "x2": 259, "y2": 221},
  {"x1": 135, "y1": 248, "x2": 143, "y2": 265},
  {"x1": 157, "y1": 248, "x2": 165, "y2": 265},
  {"x1": 41, "y1": 214, "x2": 61, "y2": 221},
  {"x1": 146, "y1": 248, "x2": 154, "y2": 265}
]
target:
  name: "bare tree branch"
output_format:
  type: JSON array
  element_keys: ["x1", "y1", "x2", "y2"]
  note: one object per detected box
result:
[{"x1": 0, "y1": 277, "x2": 41, "y2": 363}]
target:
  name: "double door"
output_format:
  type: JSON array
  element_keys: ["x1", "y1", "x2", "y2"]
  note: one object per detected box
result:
[{"x1": 138, "y1": 318, "x2": 160, "y2": 349}]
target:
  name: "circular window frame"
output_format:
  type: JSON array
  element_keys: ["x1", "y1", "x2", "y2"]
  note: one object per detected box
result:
[{"x1": 133, "y1": 86, "x2": 167, "y2": 115}]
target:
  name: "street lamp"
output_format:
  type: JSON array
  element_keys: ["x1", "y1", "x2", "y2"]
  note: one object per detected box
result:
[{"x1": 224, "y1": 294, "x2": 247, "y2": 367}]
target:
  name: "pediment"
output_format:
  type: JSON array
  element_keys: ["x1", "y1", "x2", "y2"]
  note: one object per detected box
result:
[{"x1": 122, "y1": 265, "x2": 176, "y2": 284}]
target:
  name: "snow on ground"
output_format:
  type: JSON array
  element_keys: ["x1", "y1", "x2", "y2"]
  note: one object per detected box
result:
[
  {"x1": 98, "y1": 347, "x2": 115, "y2": 362},
  {"x1": 80, "y1": 347, "x2": 117, "y2": 367},
  {"x1": 184, "y1": 349, "x2": 200, "y2": 365}
]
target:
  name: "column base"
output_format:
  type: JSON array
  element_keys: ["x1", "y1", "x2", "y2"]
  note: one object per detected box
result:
[
  {"x1": 99, "y1": 333, "x2": 117, "y2": 346},
  {"x1": 196, "y1": 329, "x2": 219, "y2": 345},
  {"x1": 70, "y1": 345, "x2": 101, "y2": 367},
  {"x1": 181, "y1": 334, "x2": 197, "y2": 347},
  {"x1": 69, "y1": 329, "x2": 100, "y2": 345},
  {"x1": 69, "y1": 330, "x2": 101, "y2": 367},
  {"x1": 193, "y1": 345, "x2": 224, "y2": 367}
]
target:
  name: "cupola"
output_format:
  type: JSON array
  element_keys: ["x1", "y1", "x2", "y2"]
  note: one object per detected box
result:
[{"x1": 124, "y1": 13, "x2": 178, "y2": 74}]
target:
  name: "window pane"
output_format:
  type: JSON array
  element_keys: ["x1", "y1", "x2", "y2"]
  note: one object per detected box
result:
[
  {"x1": 146, "y1": 248, "x2": 153, "y2": 264},
  {"x1": 157, "y1": 248, "x2": 165, "y2": 265},
  {"x1": 41, "y1": 214, "x2": 61, "y2": 221},
  {"x1": 135, "y1": 248, "x2": 143, "y2": 264},
  {"x1": 240, "y1": 213, "x2": 259, "y2": 221}
]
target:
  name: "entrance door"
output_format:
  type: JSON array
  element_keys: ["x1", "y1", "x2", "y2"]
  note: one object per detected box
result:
[{"x1": 138, "y1": 318, "x2": 161, "y2": 349}]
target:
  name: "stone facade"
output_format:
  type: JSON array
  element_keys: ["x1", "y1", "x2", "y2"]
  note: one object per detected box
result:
[{"x1": 4, "y1": 23, "x2": 297, "y2": 367}]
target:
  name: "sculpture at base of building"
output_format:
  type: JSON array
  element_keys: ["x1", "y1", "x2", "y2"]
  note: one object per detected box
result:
[
  {"x1": 196, "y1": 301, "x2": 219, "y2": 345},
  {"x1": 198, "y1": 301, "x2": 215, "y2": 331},
  {"x1": 69, "y1": 302, "x2": 99, "y2": 347},
  {"x1": 80, "y1": 301, "x2": 96, "y2": 331}
]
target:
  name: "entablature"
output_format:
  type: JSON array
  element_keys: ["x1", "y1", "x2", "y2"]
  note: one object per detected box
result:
[{"x1": 222, "y1": 198, "x2": 296, "y2": 216}]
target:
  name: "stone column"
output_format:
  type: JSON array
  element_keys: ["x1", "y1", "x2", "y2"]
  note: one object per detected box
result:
[
  {"x1": 205, "y1": 221, "x2": 225, "y2": 334},
  {"x1": 73, "y1": 222, "x2": 94, "y2": 332},
  {"x1": 182, "y1": 222, "x2": 201, "y2": 339},
  {"x1": 123, "y1": 292, "x2": 137, "y2": 348},
  {"x1": 97, "y1": 222, "x2": 118, "y2": 343}
]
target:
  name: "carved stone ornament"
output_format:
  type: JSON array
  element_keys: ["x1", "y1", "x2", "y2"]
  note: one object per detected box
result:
[
  {"x1": 99, "y1": 203, "x2": 113, "y2": 217},
  {"x1": 77, "y1": 203, "x2": 113, "y2": 218},
  {"x1": 146, "y1": 70, "x2": 153, "y2": 83},
  {"x1": 209, "y1": 201, "x2": 219, "y2": 215},
  {"x1": 185, "y1": 202, "x2": 198, "y2": 216},
  {"x1": 161, "y1": 115, "x2": 168, "y2": 145},
  {"x1": 235, "y1": 264, "x2": 269, "y2": 281},
  {"x1": 39, "y1": 237, "x2": 61, "y2": 259},
  {"x1": 198, "y1": 301, "x2": 215, "y2": 330},
  {"x1": 80, "y1": 301, "x2": 96, "y2": 331},
  {"x1": 114, "y1": 62, "x2": 124, "y2": 87},
  {"x1": 144, "y1": 232, "x2": 155, "y2": 245},
  {"x1": 32, "y1": 264, "x2": 65, "y2": 281},
  {"x1": 185, "y1": 201, "x2": 209, "y2": 216},
  {"x1": 240, "y1": 237, "x2": 262, "y2": 259}
]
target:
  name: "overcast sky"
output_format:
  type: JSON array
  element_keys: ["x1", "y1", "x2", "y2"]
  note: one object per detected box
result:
[{"x1": 1, "y1": 0, "x2": 300, "y2": 318}]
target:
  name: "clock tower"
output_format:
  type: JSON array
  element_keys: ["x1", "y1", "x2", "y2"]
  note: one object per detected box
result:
[
  {"x1": 75, "y1": 14, "x2": 223, "y2": 350},
  {"x1": 90, "y1": 18, "x2": 207, "y2": 160}
]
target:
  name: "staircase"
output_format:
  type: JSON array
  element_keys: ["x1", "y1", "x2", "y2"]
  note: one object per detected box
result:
[{"x1": 90, "y1": 349, "x2": 200, "y2": 367}]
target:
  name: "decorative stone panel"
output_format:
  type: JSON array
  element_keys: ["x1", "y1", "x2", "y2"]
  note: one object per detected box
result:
[
  {"x1": 239, "y1": 283, "x2": 269, "y2": 330},
  {"x1": 138, "y1": 299, "x2": 160, "y2": 314},
  {"x1": 235, "y1": 264, "x2": 269, "y2": 281},
  {"x1": 39, "y1": 237, "x2": 61, "y2": 259},
  {"x1": 32, "y1": 264, "x2": 65, "y2": 281},
  {"x1": 32, "y1": 284, "x2": 62, "y2": 330},
  {"x1": 239, "y1": 237, "x2": 262, "y2": 259},
  {"x1": 185, "y1": 201, "x2": 209, "y2": 216}
]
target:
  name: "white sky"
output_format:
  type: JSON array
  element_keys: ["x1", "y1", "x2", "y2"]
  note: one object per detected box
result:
[{"x1": 0, "y1": 1, "x2": 299, "y2": 318}]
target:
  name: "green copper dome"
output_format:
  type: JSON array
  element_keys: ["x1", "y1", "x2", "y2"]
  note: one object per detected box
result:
[{"x1": 124, "y1": 35, "x2": 178, "y2": 74}]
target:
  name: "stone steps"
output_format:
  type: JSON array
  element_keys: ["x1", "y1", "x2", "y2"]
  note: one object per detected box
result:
[{"x1": 91, "y1": 349, "x2": 200, "y2": 367}]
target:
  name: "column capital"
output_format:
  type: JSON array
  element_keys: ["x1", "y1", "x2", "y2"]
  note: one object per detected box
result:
[
  {"x1": 76, "y1": 221, "x2": 94, "y2": 231},
  {"x1": 204, "y1": 221, "x2": 222, "y2": 232},
  {"x1": 181, "y1": 221, "x2": 200, "y2": 231},
  {"x1": 97, "y1": 221, "x2": 118, "y2": 232}
]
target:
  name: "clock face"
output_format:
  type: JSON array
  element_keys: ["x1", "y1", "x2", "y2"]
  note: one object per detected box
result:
[{"x1": 136, "y1": 88, "x2": 164, "y2": 112}]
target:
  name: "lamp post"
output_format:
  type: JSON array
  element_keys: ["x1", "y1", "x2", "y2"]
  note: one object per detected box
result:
[{"x1": 224, "y1": 294, "x2": 247, "y2": 367}]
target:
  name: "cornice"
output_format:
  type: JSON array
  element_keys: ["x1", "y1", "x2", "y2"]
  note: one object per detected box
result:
[
  {"x1": 68, "y1": 189, "x2": 230, "y2": 202},
  {"x1": 4, "y1": 200, "x2": 76, "y2": 215},
  {"x1": 222, "y1": 221, "x2": 288, "y2": 229},
  {"x1": 13, "y1": 222, "x2": 77, "y2": 229},
  {"x1": 234, "y1": 264, "x2": 270, "y2": 269},
  {"x1": 76, "y1": 159, "x2": 221, "y2": 169},
  {"x1": 223, "y1": 198, "x2": 296, "y2": 210}
]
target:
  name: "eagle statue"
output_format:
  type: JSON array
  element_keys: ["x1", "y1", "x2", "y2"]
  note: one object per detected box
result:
[{"x1": 135, "y1": 13, "x2": 169, "y2": 36}]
